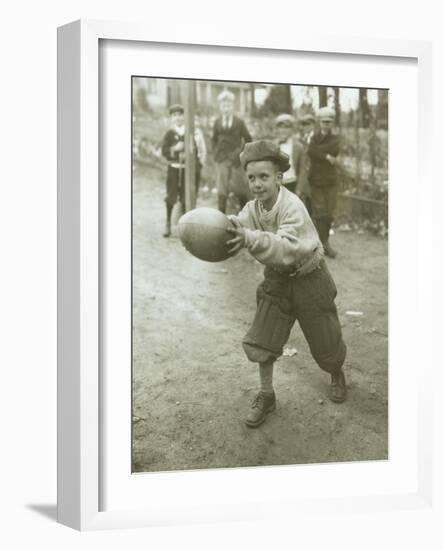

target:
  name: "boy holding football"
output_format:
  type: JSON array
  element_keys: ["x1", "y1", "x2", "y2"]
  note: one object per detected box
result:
[{"x1": 226, "y1": 140, "x2": 347, "y2": 427}]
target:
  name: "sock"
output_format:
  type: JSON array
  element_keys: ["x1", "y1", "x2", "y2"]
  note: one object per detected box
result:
[{"x1": 259, "y1": 362, "x2": 274, "y2": 394}]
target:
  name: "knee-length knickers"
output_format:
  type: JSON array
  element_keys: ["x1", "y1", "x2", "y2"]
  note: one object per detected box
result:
[{"x1": 242, "y1": 259, "x2": 346, "y2": 374}]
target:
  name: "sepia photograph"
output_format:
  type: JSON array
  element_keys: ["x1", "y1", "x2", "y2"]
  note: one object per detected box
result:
[{"x1": 131, "y1": 77, "x2": 389, "y2": 473}]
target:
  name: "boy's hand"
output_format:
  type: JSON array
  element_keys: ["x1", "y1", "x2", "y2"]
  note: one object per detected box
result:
[
  {"x1": 226, "y1": 217, "x2": 246, "y2": 256},
  {"x1": 326, "y1": 154, "x2": 336, "y2": 165}
]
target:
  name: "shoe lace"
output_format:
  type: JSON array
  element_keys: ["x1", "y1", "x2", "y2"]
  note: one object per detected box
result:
[{"x1": 251, "y1": 392, "x2": 265, "y2": 409}]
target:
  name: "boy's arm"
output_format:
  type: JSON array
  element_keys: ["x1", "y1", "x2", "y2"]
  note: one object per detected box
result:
[
  {"x1": 161, "y1": 130, "x2": 175, "y2": 161},
  {"x1": 240, "y1": 119, "x2": 252, "y2": 144},
  {"x1": 296, "y1": 148, "x2": 310, "y2": 198},
  {"x1": 308, "y1": 135, "x2": 340, "y2": 160},
  {"x1": 239, "y1": 205, "x2": 320, "y2": 269},
  {"x1": 294, "y1": 141, "x2": 303, "y2": 176}
]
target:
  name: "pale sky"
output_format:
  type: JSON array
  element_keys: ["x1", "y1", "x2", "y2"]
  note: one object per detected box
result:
[{"x1": 255, "y1": 85, "x2": 381, "y2": 112}]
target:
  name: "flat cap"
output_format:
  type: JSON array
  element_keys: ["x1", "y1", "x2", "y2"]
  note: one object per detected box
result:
[
  {"x1": 275, "y1": 113, "x2": 295, "y2": 127},
  {"x1": 217, "y1": 90, "x2": 235, "y2": 103},
  {"x1": 169, "y1": 103, "x2": 184, "y2": 114},
  {"x1": 300, "y1": 113, "x2": 315, "y2": 124},
  {"x1": 240, "y1": 140, "x2": 290, "y2": 172},
  {"x1": 317, "y1": 106, "x2": 336, "y2": 120}
]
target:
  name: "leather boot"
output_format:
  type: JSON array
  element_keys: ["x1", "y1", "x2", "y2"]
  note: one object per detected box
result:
[
  {"x1": 324, "y1": 241, "x2": 338, "y2": 258},
  {"x1": 329, "y1": 369, "x2": 347, "y2": 403},
  {"x1": 245, "y1": 391, "x2": 276, "y2": 428}
]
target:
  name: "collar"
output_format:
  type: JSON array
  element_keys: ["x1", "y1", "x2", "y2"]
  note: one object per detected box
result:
[
  {"x1": 278, "y1": 137, "x2": 292, "y2": 146},
  {"x1": 258, "y1": 186, "x2": 282, "y2": 215},
  {"x1": 174, "y1": 125, "x2": 185, "y2": 136}
]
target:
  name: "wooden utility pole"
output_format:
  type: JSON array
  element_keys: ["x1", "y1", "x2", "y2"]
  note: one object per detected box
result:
[
  {"x1": 183, "y1": 80, "x2": 196, "y2": 212},
  {"x1": 355, "y1": 105, "x2": 362, "y2": 190}
]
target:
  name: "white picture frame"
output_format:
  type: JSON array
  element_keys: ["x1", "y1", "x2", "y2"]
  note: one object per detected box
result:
[{"x1": 57, "y1": 19, "x2": 433, "y2": 531}]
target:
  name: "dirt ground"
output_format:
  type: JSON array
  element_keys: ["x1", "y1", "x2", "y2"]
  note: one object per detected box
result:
[{"x1": 132, "y1": 163, "x2": 388, "y2": 473}]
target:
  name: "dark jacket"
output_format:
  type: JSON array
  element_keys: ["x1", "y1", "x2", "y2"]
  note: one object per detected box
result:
[
  {"x1": 212, "y1": 115, "x2": 252, "y2": 163},
  {"x1": 161, "y1": 128, "x2": 198, "y2": 166},
  {"x1": 308, "y1": 131, "x2": 340, "y2": 186},
  {"x1": 161, "y1": 129, "x2": 185, "y2": 164}
]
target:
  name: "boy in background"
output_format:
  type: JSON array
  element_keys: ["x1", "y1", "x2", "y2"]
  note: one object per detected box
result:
[
  {"x1": 161, "y1": 104, "x2": 186, "y2": 237},
  {"x1": 274, "y1": 113, "x2": 306, "y2": 195},
  {"x1": 212, "y1": 90, "x2": 252, "y2": 213},
  {"x1": 308, "y1": 107, "x2": 341, "y2": 257}
]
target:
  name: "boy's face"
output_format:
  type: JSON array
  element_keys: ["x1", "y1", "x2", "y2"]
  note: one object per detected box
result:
[
  {"x1": 319, "y1": 118, "x2": 333, "y2": 134},
  {"x1": 276, "y1": 125, "x2": 292, "y2": 142},
  {"x1": 219, "y1": 99, "x2": 234, "y2": 116},
  {"x1": 246, "y1": 160, "x2": 281, "y2": 210},
  {"x1": 171, "y1": 111, "x2": 184, "y2": 127},
  {"x1": 301, "y1": 121, "x2": 315, "y2": 135}
]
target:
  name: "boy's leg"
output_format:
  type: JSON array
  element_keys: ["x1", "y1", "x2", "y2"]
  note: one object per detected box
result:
[
  {"x1": 242, "y1": 272, "x2": 295, "y2": 427},
  {"x1": 163, "y1": 203, "x2": 173, "y2": 237},
  {"x1": 245, "y1": 360, "x2": 276, "y2": 428},
  {"x1": 311, "y1": 185, "x2": 338, "y2": 258},
  {"x1": 164, "y1": 166, "x2": 179, "y2": 237},
  {"x1": 293, "y1": 261, "x2": 347, "y2": 402},
  {"x1": 323, "y1": 185, "x2": 339, "y2": 257},
  {"x1": 215, "y1": 160, "x2": 230, "y2": 213}
]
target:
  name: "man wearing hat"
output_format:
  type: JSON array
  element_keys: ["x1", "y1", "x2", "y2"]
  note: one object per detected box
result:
[
  {"x1": 308, "y1": 106, "x2": 341, "y2": 258},
  {"x1": 211, "y1": 90, "x2": 252, "y2": 213},
  {"x1": 274, "y1": 113, "x2": 307, "y2": 195},
  {"x1": 226, "y1": 139, "x2": 347, "y2": 427},
  {"x1": 160, "y1": 104, "x2": 187, "y2": 237}
]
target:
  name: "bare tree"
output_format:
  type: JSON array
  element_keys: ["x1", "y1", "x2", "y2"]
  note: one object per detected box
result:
[
  {"x1": 318, "y1": 86, "x2": 328, "y2": 107},
  {"x1": 333, "y1": 87, "x2": 341, "y2": 127},
  {"x1": 250, "y1": 83, "x2": 256, "y2": 116},
  {"x1": 359, "y1": 88, "x2": 370, "y2": 129}
]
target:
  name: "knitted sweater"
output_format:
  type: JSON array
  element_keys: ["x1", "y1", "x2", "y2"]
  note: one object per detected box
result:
[{"x1": 231, "y1": 185, "x2": 323, "y2": 275}]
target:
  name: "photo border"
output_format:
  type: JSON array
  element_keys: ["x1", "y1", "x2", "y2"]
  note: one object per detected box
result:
[{"x1": 57, "y1": 19, "x2": 433, "y2": 531}]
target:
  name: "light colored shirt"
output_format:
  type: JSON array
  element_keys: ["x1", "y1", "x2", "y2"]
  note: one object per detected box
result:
[
  {"x1": 231, "y1": 185, "x2": 323, "y2": 274},
  {"x1": 194, "y1": 127, "x2": 207, "y2": 164},
  {"x1": 279, "y1": 139, "x2": 296, "y2": 184},
  {"x1": 222, "y1": 115, "x2": 233, "y2": 129}
]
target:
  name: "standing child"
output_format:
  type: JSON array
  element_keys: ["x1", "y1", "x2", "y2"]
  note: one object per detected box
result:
[
  {"x1": 274, "y1": 113, "x2": 305, "y2": 195},
  {"x1": 226, "y1": 140, "x2": 347, "y2": 428},
  {"x1": 161, "y1": 104, "x2": 186, "y2": 238},
  {"x1": 212, "y1": 90, "x2": 252, "y2": 213},
  {"x1": 308, "y1": 107, "x2": 341, "y2": 257}
]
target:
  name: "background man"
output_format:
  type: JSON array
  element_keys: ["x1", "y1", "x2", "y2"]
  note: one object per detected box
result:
[
  {"x1": 308, "y1": 107, "x2": 340, "y2": 258},
  {"x1": 211, "y1": 90, "x2": 252, "y2": 213}
]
